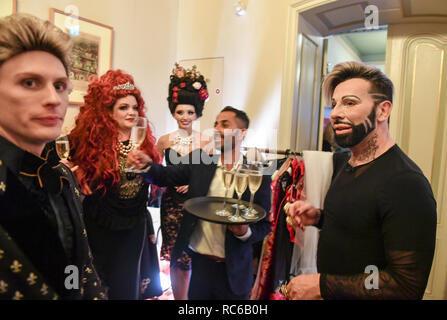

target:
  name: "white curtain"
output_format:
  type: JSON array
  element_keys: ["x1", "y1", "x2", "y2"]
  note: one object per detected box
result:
[{"x1": 289, "y1": 150, "x2": 333, "y2": 276}]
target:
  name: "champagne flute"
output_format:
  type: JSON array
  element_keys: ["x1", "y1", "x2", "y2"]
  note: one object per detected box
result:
[
  {"x1": 215, "y1": 167, "x2": 234, "y2": 217},
  {"x1": 231, "y1": 163, "x2": 246, "y2": 210},
  {"x1": 243, "y1": 164, "x2": 263, "y2": 219},
  {"x1": 55, "y1": 135, "x2": 70, "y2": 160},
  {"x1": 126, "y1": 116, "x2": 147, "y2": 172},
  {"x1": 130, "y1": 116, "x2": 147, "y2": 149},
  {"x1": 228, "y1": 171, "x2": 248, "y2": 222}
]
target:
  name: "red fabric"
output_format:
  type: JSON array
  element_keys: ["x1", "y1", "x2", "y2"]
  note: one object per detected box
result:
[
  {"x1": 249, "y1": 179, "x2": 281, "y2": 300},
  {"x1": 270, "y1": 291, "x2": 288, "y2": 300},
  {"x1": 250, "y1": 159, "x2": 304, "y2": 300},
  {"x1": 285, "y1": 159, "x2": 305, "y2": 243},
  {"x1": 198, "y1": 88, "x2": 209, "y2": 101}
]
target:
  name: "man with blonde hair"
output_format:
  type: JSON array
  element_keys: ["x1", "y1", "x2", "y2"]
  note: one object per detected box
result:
[
  {"x1": 0, "y1": 13, "x2": 106, "y2": 300},
  {"x1": 285, "y1": 61, "x2": 436, "y2": 300}
]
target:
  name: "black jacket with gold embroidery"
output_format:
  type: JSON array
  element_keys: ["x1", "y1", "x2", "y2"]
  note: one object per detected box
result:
[{"x1": 0, "y1": 137, "x2": 107, "y2": 300}]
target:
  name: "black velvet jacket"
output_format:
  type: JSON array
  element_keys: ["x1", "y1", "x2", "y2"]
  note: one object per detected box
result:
[{"x1": 0, "y1": 137, "x2": 107, "y2": 300}]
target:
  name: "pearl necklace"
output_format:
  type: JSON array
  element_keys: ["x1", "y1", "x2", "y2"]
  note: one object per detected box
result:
[{"x1": 117, "y1": 140, "x2": 133, "y2": 157}]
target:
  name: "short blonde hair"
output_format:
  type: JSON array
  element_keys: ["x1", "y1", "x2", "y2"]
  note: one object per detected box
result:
[
  {"x1": 0, "y1": 13, "x2": 72, "y2": 74},
  {"x1": 322, "y1": 61, "x2": 394, "y2": 105}
]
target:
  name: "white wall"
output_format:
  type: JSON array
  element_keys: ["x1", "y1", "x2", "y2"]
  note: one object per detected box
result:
[
  {"x1": 14, "y1": 0, "x2": 324, "y2": 151},
  {"x1": 327, "y1": 36, "x2": 385, "y2": 72},
  {"x1": 14, "y1": 0, "x2": 334, "y2": 150},
  {"x1": 365, "y1": 61, "x2": 385, "y2": 72},
  {"x1": 176, "y1": 0, "x2": 291, "y2": 150},
  {"x1": 326, "y1": 35, "x2": 362, "y2": 72},
  {"x1": 17, "y1": 0, "x2": 179, "y2": 139}
]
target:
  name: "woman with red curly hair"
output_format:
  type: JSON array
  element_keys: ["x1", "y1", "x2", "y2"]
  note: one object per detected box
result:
[{"x1": 69, "y1": 69, "x2": 162, "y2": 299}]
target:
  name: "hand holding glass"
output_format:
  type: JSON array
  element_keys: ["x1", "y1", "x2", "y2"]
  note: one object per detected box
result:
[
  {"x1": 126, "y1": 116, "x2": 147, "y2": 172},
  {"x1": 56, "y1": 136, "x2": 70, "y2": 160}
]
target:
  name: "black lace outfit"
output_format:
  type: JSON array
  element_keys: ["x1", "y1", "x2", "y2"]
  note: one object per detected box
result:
[{"x1": 159, "y1": 148, "x2": 193, "y2": 270}]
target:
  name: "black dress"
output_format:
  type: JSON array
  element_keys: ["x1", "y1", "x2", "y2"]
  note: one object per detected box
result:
[
  {"x1": 159, "y1": 148, "x2": 192, "y2": 270},
  {"x1": 82, "y1": 143, "x2": 162, "y2": 300}
]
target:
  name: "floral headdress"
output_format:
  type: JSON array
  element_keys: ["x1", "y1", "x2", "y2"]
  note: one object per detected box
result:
[{"x1": 167, "y1": 63, "x2": 209, "y2": 118}]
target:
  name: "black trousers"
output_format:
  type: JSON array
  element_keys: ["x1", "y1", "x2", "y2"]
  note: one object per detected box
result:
[{"x1": 188, "y1": 250, "x2": 249, "y2": 300}]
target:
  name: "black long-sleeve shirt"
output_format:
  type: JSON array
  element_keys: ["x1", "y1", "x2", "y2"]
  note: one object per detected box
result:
[{"x1": 318, "y1": 144, "x2": 437, "y2": 299}]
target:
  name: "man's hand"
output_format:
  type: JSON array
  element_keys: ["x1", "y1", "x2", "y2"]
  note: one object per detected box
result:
[
  {"x1": 286, "y1": 200, "x2": 321, "y2": 230},
  {"x1": 60, "y1": 159, "x2": 79, "y2": 172},
  {"x1": 175, "y1": 185, "x2": 189, "y2": 194},
  {"x1": 127, "y1": 149, "x2": 153, "y2": 170},
  {"x1": 286, "y1": 274, "x2": 322, "y2": 300},
  {"x1": 227, "y1": 224, "x2": 249, "y2": 237}
]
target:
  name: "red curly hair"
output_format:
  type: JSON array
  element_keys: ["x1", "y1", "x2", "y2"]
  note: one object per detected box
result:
[{"x1": 69, "y1": 69, "x2": 161, "y2": 193}]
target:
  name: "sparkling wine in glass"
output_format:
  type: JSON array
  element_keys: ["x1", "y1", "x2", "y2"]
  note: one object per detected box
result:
[
  {"x1": 56, "y1": 136, "x2": 70, "y2": 160},
  {"x1": 243, "y1": 166, "x2": 262, "y2": 219},
  {"x1": 228, "y1": 171, "x2": 248, "y2": 222},
  {"x1": 126, "y1": 116, "x2": 147, "y2": 172},
  {"x1": 130, "y1": 117, "x2": 147, "y2": 149},
  {"x1": 216, "y1": 167, "x2": 234, "y2": 217}
]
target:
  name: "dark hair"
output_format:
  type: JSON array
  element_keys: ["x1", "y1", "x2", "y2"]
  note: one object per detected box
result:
[
  {"x1": 167, "y1": 64, "x2": 208, "y2": 118},
  {"x1": 322, "y1": 61, "x2": 394, "y2": 105},
  {"x1": 221, "y1": 106, "x2": 250, "y2": 129}
]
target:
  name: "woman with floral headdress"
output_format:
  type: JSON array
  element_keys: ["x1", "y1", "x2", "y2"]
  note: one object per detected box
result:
[
  {"x1": 157, "y1": 63, "x2": 210, "y2": 300},
  {"x1": 68, "y1": 70, "x2": 162, "y2": 299}
]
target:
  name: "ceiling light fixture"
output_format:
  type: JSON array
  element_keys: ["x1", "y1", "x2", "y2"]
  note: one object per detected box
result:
[{"x1": 234, "y1": 0, "x2": 247, "y2": 16}]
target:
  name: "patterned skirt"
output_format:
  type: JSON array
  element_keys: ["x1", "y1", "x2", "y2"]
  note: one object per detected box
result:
[{"x1": 160, "y1": 190, "x2": 191, "y2": 271}]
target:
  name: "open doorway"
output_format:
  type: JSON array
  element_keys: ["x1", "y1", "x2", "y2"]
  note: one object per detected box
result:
[
  {"x1": 287, "y1": 0, "x2": 447, "y2": 300},
  {"x1": 321, "y1": 28, "x2": 387, "y2": 151}
]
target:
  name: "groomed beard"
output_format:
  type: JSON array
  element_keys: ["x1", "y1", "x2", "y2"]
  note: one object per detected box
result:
[{"x1": 333, "y1": 106, "x2": 377, "y2": 148}]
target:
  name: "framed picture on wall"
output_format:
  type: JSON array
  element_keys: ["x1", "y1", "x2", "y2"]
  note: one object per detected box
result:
[
  {"x1": 50, "y1": 8, "x2": 114, "y2": 105},
  {"x1": 0, "y1": 0, "x2": 17, "y2": 17}
]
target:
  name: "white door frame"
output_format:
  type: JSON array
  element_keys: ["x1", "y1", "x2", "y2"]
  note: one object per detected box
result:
[{"x1": 278, "y1": 0, "x2": 337, "y2": 150}]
